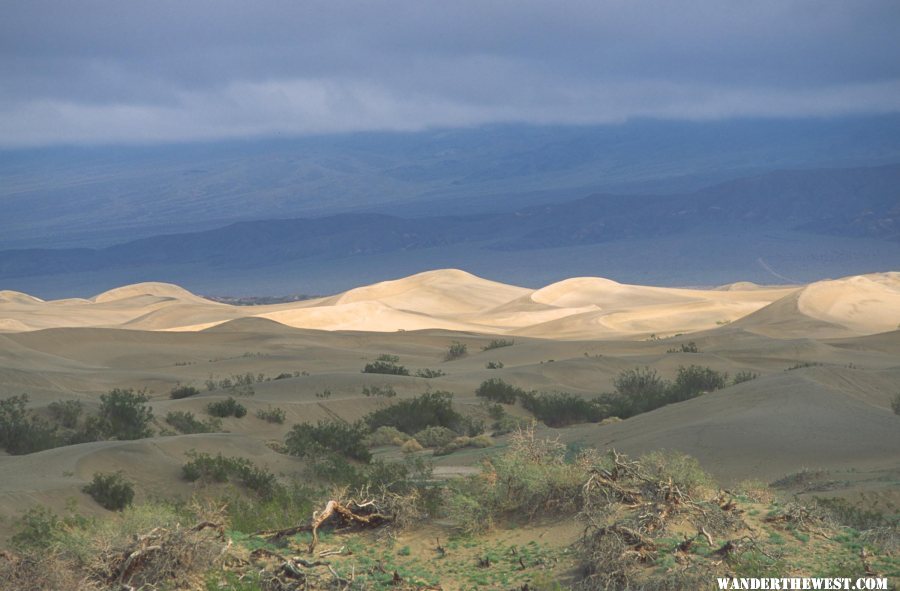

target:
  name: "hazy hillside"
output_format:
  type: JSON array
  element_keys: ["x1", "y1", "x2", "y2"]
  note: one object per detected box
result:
[
  {"x1": 3, "y1": 116, "x2": 900, "y2": 251},
  {"x1": 1, "y1": 163, "x2": 898, "y2": 298}
]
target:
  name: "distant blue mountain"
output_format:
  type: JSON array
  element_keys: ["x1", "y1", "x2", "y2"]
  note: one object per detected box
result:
[
  {"x1": 1, "y1": 163, "x2": 898, "y2": 297},
  {"x1": 3, "y1": 115, "x2": 900, "y2": 250}
]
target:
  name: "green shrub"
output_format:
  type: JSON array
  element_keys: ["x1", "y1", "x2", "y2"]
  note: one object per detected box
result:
[
  {"x1": 492, "y1": 414, "x2": 528, "y2": 435},
  {"x1": 733, "y1": 370, "x2": 759, "y2": 384},
  {"x1": 365, "y1": 391, "x2": 465, "y2": 435},
  {"x1": 47, "y1": 399, "x2": 83, "y2": 428},
  {"x1": 376, "y1": 354, "x2": 400, "y2": 363},
  {"x1": 668, "y1": 365, "x2": 728, "y2": 402},
  {"x1": 637, "y1": 450, "x2": 714, "y2": 496},
  {"x1": 165, "y1": 411, "x2": 222, "y2": 434},
  {"x1": 415, "y1": 368, "x2": 446, "y2": 378},
  {"x1": 519, "y1": 392, "x2": 606, "y2": 427},
  {"x1": 97, "y1": 388, "x2": 154, "y2": 440},
  {"x1": 482, "y1": 339, "x2": 514, "y2": 351},
  {"x1": 207, "y1": 397, "x2": 247, "y2": 418},
  {"x1": 169, "y1": 385, "x2": 201, "y2": 399},
  {"x1": 667, "y1": 341, "x2": 699, "y2": 353},
  {"x1": 224, "y1": 479, "x2": 316, "y2": 533},
  {"x1": 362, "y1": 360, "x2": 410, "y2": 375},
  {"x1": 445, "y1": 341, "x2": 468, "y2": 361},
  {"x1": 362, "y1": 385, "x2": 397, "y2": 398},
  {"x1": 0, "y1": 394, "x2": 61, "y2": 454},
  {"x1": 475, "y1": 378, "x2": 524, "y2": 404},
  {"x1": 609, "y1": 367, "x2": 669, "y2": 416},
  {"x1": 285, "y1": 420, "x2": 371, "y2": 462},
  {"x1": 485, "y1": 361, "x2": 504, "y2": 369},
  {"x1": 365, "y1": 426, "x2": 411, "y2": 447},
  {"x1": 445, "y1": 428, "x2": 583, "y2": 533},
  {"x1": 181, "y1": 451, "x2": 278, "y2": 499},
  {"x1": 433, "y1": 434, "x2": 493, "y2": 456},
  {"x1": 10, "y1": 506, "x2": 60, "y2": 549},
  {"x1": 255, "y1": 406, "x2": 286, "y2": 424},
  {"x1": 82, "y1": 471, "x2": 135, "y2": 510},
  {"x1": 413, "y1": 426, "x2": 458, "y2": 448}
]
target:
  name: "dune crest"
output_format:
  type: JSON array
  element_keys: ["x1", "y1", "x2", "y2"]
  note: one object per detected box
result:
[{"x1": 0, "y1": 269, "x2": 896, "y2": 338}]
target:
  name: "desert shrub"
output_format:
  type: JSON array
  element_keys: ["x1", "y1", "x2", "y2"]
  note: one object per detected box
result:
[
  {"x1": 3, "y1": 502, "x2": 228, "y2": 591},
  {"x1": 482, "y1": 339, "x2": 514, "y2": 351},
  {"x1": 667, "y1": 341, "x2": 699, "y2": 353},
  {"x1": 401, "y1": 439, "x2": 424, "y2": 453},
  {"x1": 415, "y1": 368, "x2": 446, "y2": 378},
  {"x1": 668, "y1": 365, "x2": 728, "y2": 402},
  {"x1": 445, "y1": 341, "x2": 468, "y2": 361},
  {"x1": 733, "y1": 370, "x2": 759, "y2": 384},
  {"x1": 82, "y1": 471, "x2": 135, "y2": 510},
  {"x1": 97, "y1": 388, "x2": 154, "y2": 440},
  {"x1": 485, "y1": 361, "x2": 504, "y2": 369},
  {"x1": 0, "y1": 394, "x2": 61, "y2": 454},
  {"x1": 475, "y1": 378, "x2": 524, "y2": 404},
  {"x1": 603, "y1": 366, "x2": 669, "y2": 417},
  {"x1": 519, "y1": 391, "x2": 606, "y2": 427},
  {"x1": 47, "y1": 399, "x2": 83, "y2": 428},
  {"x1": 10, "y1": 506, "x2": 64, "y2": 549},
  {"x1": 224, "y1": 479, "x2": 316, "y2": 532},
  {"x1": 362, "y1": 384, "x2": 397, "y2": 397},
  {"x1": 377, "y1": 354, "x2": 400, "y2": 362},
  {"x1": 165, "y1": 410, "x2": 222, "y2": 434},
  {"x1": 365, "y1": 391, "x2": 465, "y2": 435},
  {"x1": 362, "y1": 360, "x2": 410, "y2": 375},
  {"x1": 445, "y1": 427, "x2": 583, "y2": 533},
  {"x1": 433, "y1": 434, "x2": 493, "y2": 456},
  {"x1": 413, "y1": 425, "x2": 458, "y2": 448},
  {"x1": 365, "y1": 425, "x2": 411, "y2": 447},
  {"x1": 811, "y1": 496, "x2": 898, "y2": 531},
  {"x1": 638, "y1": 450, "x2": 714, "y2": 496},
  {"x1": 207, "y1": 397, "x2": 247, "y2": 418},
  {"x1": 169, "y1": 385, "x2": 200, "y2": 400},
  {"x1": 892, "y1": 393, "x2": 900, "y2": 415},
  {"x1": 255, "y1": 406, "x2": 286, "y2": 423},
  {"x1": 285, "y1": 420, "x2": 371, "y2": 462},
  {"x1": 181, "y1": 451, "x2": 278, "y2": 499},
  {"x1": 492, "y1": 413, "x2": 529, "y2": 435}
]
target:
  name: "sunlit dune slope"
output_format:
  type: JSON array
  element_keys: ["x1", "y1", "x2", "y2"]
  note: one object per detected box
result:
[{"x1": 0, "y1": 270, "x2": 897, "y2": 338}]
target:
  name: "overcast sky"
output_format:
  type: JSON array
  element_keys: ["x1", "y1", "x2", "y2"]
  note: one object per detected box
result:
[{"x1": 2, "y1": 0, "x2": 899, "y2": 147}]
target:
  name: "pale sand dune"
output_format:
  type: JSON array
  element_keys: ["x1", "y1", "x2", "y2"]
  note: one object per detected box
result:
[
  {"x1": 797, "y1": 272, "x2": 900, "y2": 334},
  {"x1": 323, "y1": 269, "x2": 532, "y2": 315},
  {"x1": 0, "y1": 269, "x2": 897, "y2": 338}
]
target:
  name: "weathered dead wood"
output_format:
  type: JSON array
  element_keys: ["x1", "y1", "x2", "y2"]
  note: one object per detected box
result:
[{"x1": 308, "y1": 499, "x2": 391, "y2": 553}]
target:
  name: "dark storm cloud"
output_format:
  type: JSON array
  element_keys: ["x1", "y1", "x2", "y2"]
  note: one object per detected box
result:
[{"x1": 2, "y1": 0, "x2": 899, "y2": 146}]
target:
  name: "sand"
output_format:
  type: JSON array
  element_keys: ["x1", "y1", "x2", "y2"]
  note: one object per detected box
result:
[
  {"x1": 0, "y1": 269, "x2": 898, "y2": 540},
  {"x1": 5, "y1": 269, "x2": 895, "y2": 338}
]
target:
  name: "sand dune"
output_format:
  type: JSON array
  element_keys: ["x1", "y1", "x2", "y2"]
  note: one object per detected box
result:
[{"x1": 0, "y1": 269, "x2": 897, "y2": 339}]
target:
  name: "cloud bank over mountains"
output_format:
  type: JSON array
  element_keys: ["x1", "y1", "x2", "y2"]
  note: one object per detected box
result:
[{"x1": 2, "y1": 0, "x2": 900, "y2": 146}]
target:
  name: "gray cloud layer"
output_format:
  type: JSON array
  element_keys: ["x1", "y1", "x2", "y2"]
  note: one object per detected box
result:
[{"x1": 2, "y1": 1, "x2": 899, "y2": 146}]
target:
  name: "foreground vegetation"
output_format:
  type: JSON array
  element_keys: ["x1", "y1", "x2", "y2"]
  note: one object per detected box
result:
[{"x1": 3, "y1": 424, "x2": 896, "y2": 590}]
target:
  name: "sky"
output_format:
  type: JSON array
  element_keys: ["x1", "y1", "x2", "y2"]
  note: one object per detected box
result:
[{"x1": 2, "y1": 0, "x2": 900, "y2": 147}]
